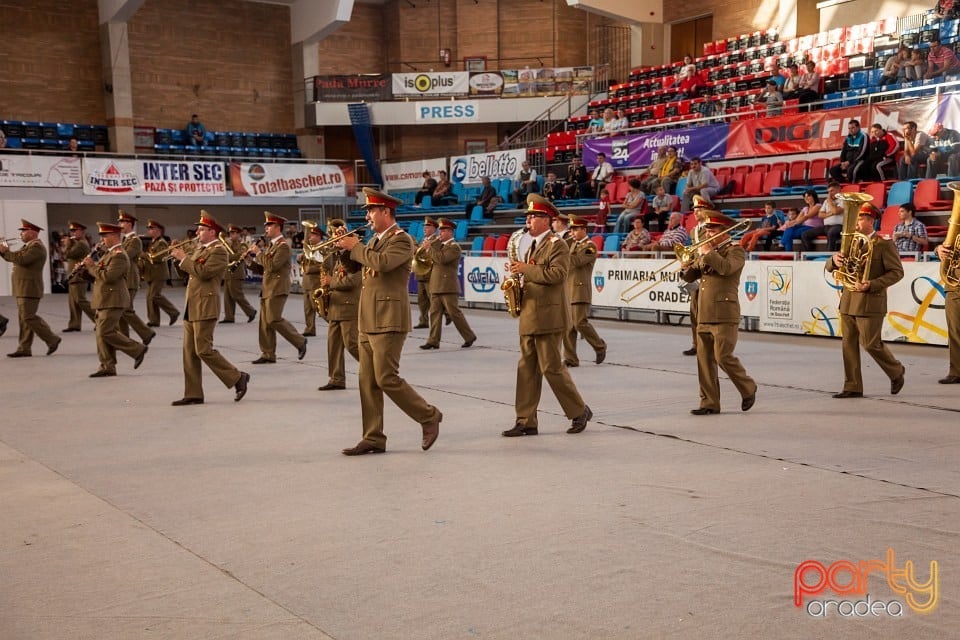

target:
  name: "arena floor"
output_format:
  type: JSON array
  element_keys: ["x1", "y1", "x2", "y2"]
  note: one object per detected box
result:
[{"x1": 1, "y1": 291, "x2": 958, "y2": 639}]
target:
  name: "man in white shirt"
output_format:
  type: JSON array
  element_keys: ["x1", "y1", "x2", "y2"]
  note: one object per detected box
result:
[
  {"x1": 681, "y1": 157, "x2": 719, "y2": 212},
  {"x1": 512, "y1": 160, "x2": 539, "y2": 206},
  {"x1": 589, "y1": 152, "x2": 614, "y2": 198}
]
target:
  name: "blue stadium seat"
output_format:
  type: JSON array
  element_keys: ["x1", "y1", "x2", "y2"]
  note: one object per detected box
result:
[
  {"x1": 470, "y1": 236, "x2": 484, "y2": 252},
  {"x1": 469, "y1": 205, "x2": 488, "y2": 225},
  {"x1": 39, "y1": 122, "x2": 58, "y2": 139},
  {"x1": 887, "y1": 181, "x2": 913, "y2": 207},
  {"x1": 154, "y1": 143, "x2": 171, "y2": 154},
  {"x1": 455, "y1": 220, "x2": 468, "y2": 242},
  {"x1": 602, "y1": 234, "x2": 621, "y2": 253},
  {"x1": 420, "y1": 195, "x2": 432, "y2": 209},
  {"x1": 39, "y1": 139, "x2": 59, "y2": 150}
]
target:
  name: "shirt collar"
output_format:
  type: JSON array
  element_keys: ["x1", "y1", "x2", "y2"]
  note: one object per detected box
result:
[{"x1": 376, "y1": 223, "x2": 398, "y2": 240}]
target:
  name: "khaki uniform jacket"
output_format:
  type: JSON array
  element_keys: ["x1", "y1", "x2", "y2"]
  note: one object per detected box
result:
[
  {"x1": 122, "y1": 233, "x2": 143, "y2": 289},
  {"x1": 2, "y1": 240, "x2": 47, "y2": 298},
  {"x1": 225, "y1": 238, "x2": 246, "y2": 281},
  {"x1": 680, "y1": 243, "x2": 745, "y2": 324},
  {"x1": 299, "y1": 252, "x2": 323, "y2": 276},
  {"x1": 566, "y1": 238, "x2": 597, "y2": 304},
  {"x1": 92, "y1": 247, "x2": 132, "y2": 309},
  {"x1": 825, "y1": 235, "x2": 903, "y2": 316},
  {"x1": 349, "y1": 226, "x2": 415, "y2": 334},
  {"x1": 65, "y1": 238, "x2": 90, "y2": 285},
  {"x1": 248, "y1": 237, "x2": 292, "y2": 298},
  {"x1": 427, "y1": 240, "x2": 462, "y2": 295},
  {"x1": 180, "y1": 242, "x2": 229, "y2": 321},
  {"x1": 518, "y1": 234, "x2": 571, "y2": 336},
  {"x1": 328, "y1": 262, "x2": 361, "y2": 322},
  {"x1": 142, "y1": 238, "x2": 169, "y2": 282}
]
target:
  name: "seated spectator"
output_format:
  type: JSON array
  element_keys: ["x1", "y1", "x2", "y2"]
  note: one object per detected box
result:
[
  {"x1": 621, "y1": 217, "x2": 651, "y2": 252},
  {"x1": 589, "y1": 152, "x2": 614, "y2": 198},
  {"x1": 645, "y1": 184, "x2": 674, "y2": 232},
  {"x1": 829, "y1": 119, "x2": 868, "y2": 183},
  {"x1": 414, "y1": 170, "x2": 437, "y2": 206},
  {"x1": 680, "y1": 157, "x2": 719, "y2": 212},
  {"x1": 186, "y1": 114, "x2": 206, "y2": 146},
  {"x1": 767, "y1": 58, "x2": 787, "y2": 89},
  {"x1": 781, "y1": 63, "x2": 801, "y2": 99},
  {"x1": 600, "y1": 108, "x2": 618, "y2": 137},
  {"x1": 67, "y1": 137, "x2": 80, "y2": 156},
  {"x1": 0, "y1": 128, "x2": 7, "y2": 149},
  {"x1": 796, "y1": 60, "x2": 821, "y2": 107},
  {"x1": 614, "y1": 178, "x2": 647, "y2": 233},
  {"x1": 640, "y1": 212, "x2": 690, "y2": 251},
  {"x1": 641, "y1": 146, "x2": 667, "y2": 193},
  {"x1": 542, "y1": 172, "x2": 562, "y2": 201},
  {"x1": 781, "y1": 190, "x2": 822, "y2": 251},
  {"x1": 899, "y1": 121, "x2": 931, "y2": 180},
  {"x1": 760, "y1": 80, "x2": 784, "y2": 116},
  {"x1": 740, "y1": 201, "x2": 783, "y2": 252},
  {"x1": 432, "y1": 170, "x2": 458, "y2": 205},
  {"x1": 900, "y1": 48, "x2": 927, "y2": 81},
  {"x1": 586, "y1": 109, "x2": 604, "y2": 134},
  {"x1": 512, "y1": 160, "x2": 538, "y2": 206},
  {"x1": 924, "y1": 37, "x2": 960, "y2": 80},
  {"x1": 927, "y1": 123, "x2": 960, "y2": 177},
  {"x1": 879, "y1": 47, "x2": 907, "y2": 86},
  {"x1": 936, "y1": 0, "x2": 959, "y2": 19},
  {"x1": 564, "y1": 156, "x2": 589, "y2": 199},
  {"x1": 801, "y1": 182, "x2": 843, "y2": 251},
  {"x1": 865, "y1": 123, "x2": 899, "y2": 182},
  {"x1": 658, "y1": 146, "x2": 684, "y2": 195},
  {"x1": 613, "y1": 108, "x2": 630, "y2": 133},
  {"x1": 464, "y1": 176, "x2": 501, "y2": 216},
  {"x1": 892, "y1": 203, "x2": 928, "y2": 253},
  {"x1": 676, "y1": 55, "x2": 700, "y2": 96}
]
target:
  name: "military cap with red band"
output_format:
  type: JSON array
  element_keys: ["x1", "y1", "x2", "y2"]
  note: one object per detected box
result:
[
  {"x1": 117, "y1": 209, "x2": 137, "y2": 223},
  {"x1": 196, "y1": 210, "x2": 223, "y2": 233},
  {"x1": 423, "y1": 216, "x2": 438, "y2": 227},
  {"x1": 147, "y1": 219, "x2": 165, "y2": 231},
  {"x1": 97, "y1": 222, "x2": 122, "y2": 235},
  {"x1": 703, "y1": 212, "x2": 737, "y2": 228},
  {"x1": 361, "y1": 187, "x2": 402, "y2": 210},
  {"x1": 567, "y1": 215, "x2": 588, "y2": 228},
  {"x1": 18, "y1": 219, "x2": 43, "y2": 232},
  {"x1": 437, "y1": 217, "x2": 455, "y2": 230},
  {"x1": 68, "y1": 220, "x2": 86, "y2": 231},
  {"x1": 228, "y1": 223, "x2": 244, "y2": 233},
  {"x1": 526, "y1": 193, "x2": 560, "y2": 218},
  {"x1": 263, "y1": 211, "x2": 286, "y2": 226},
  {"x1": 858, "y1": 203, "x2": 880, "y2": 219}
]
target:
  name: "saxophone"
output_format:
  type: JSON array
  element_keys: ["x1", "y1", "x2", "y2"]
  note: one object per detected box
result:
[
  {"x1": 500, "y1": 228, "x2": 526, "y2": 318},
  {"x1": 311, "y1": 258, "x2": 331, "y2": 318},
  {"x1": 940, "y1": 182, "x2": 960, "y2": 288},
  {"x1": 834, "y1": 192, "x2": 875, "y2": 291}
]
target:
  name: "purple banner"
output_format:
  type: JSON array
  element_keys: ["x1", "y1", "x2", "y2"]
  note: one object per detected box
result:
[{"x1": 582, "y1": 124, "x2": 730, "y2": 169}]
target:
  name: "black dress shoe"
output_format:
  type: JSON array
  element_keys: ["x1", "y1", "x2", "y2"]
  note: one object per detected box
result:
[
  {"x1": 63, "y1": 327, "x2": 80, "y2": 333},
  {"x1": 143, "y1": 331, "x2": 156, "y2": 346},
  {"x1": 0, "y1": 316, "x2": 7, "y2": 336},
  {"x1": 683, "y1": 347, "x2": 697, "y2": 356},
  {"x1": 234, "y1": 371, "x2": 250, "y2": 402},
  {"x1": 939, "y1": 375, "x2": 960, "y2": 384},
  {"x1": 342, "y1": 441, "x2": 386, "y2": 456},
  {"x1": 502, "y1": 424, "x2": 538, "y2": 437},
  {"x1": 247, "y1": 312, "x2": 257, "y2": 323},
  {"x1": 567, "y1": 405, "x2": 592, "y2": 433},
  {"x1": 741, "y1": 392, "x2": 756, "y2": 412},
  {"x1": 134, "y1": 346, "x2": 148, "y2": 370},
  {"x1": 302, "y1": 330, "x2": 316, "y2": 337},
  {"x1": 219, "y1": 319, "x2": 235, "y2": 324},
  {"x1": 251, "y1": 357, "x2": 276, "y2": 364},
  {"x1": 147, "y1": 322, "x2": 160, "y2": 327},
  {"x1": 595, "y1": 349, "x2": 606, "y2": 364},
  {"x1": 169, "y1": 312, "x2": 179, "y2": 326},
  {"x1": 413, "y1": 323, "x2": 429, "y2": 329},
  {"x1": 89, "y1": 369, "x2": 116, "y2": 378},
  {"x1": 7, "y1": 351, "x2": 31, "y2": 358},
  {"x1": 690, "y1": 407, "x2": 718, "y2": 415},
  {"x1": 420, "y1": 343, "x2": 439, "y2": 350},
  {"x1": 461, "y1": 337, "x2": 476, "y2": 348},
  {"x1": 46, "y1": 338, "x2": 62, "y2": 356},
  {"x1": 832, "y1": 391, "x2": 863, "y2": 399},
  {"x1": 298, "y1": 339, "x2": 308, "y2": 360},
  {"x1": 445, "y1": 316, "x2": 452, "y2": 326},
  {"x1": 171, "y1": 397, "x2": 204, "y2": 406},
  {"x1": 318, "y1": 383, "x2": 346, "y2": 391},
  {"x1": 891, "y1": 370, "x2": 905, "y2": 395}
]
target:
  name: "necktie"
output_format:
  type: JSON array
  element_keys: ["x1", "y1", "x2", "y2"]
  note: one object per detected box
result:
[{"x1": 525, "y1": 239, "x2": 537, "y2": 263}]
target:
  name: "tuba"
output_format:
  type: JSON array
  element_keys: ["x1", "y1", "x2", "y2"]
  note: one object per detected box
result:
[
  {"x1": 940, "y1": 182, "x2": 960, "y2": 288},
  {"x1": 834, "y1": 192, "x2": 875, "y2": 291},
  {"x1": 500, "y1": 228, "x2": 526, "y2": 318}
]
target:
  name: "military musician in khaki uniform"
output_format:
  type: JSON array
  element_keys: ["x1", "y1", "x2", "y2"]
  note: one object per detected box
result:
[
  {"x1": 143, "y1": 219, "x2": 180, "y2": 327},
  {"x1": 169, "y1": 213, "x2": 249, "y2": 405},
  {"x1": 63, "y1": 220, "x2": 96, "y2": 332},
  {"x1": 420, "y1": 217, "x2": 477, "y2": 350},
  {"x1": 414, "y1": 216, "x2": 437, "y2": 329},
  {"x1": 335, "y1": 188, "x2": 443, "y2": 455},
  {"x1": 247, "y1": 211, "x2": 307, "y2": 363},
  {"x1": 0, "y1": 219, "x2": 61, "y2": 357},
  {"x1": 116, "y1": 210, "x2": 156, "y2": 346},
  {"x1": 561, "y1": 215, "x2": 606, "y2": 367},
  {"x1": 680, "y1": 212, "x2": 757, "y2": 415},
  {"x1": 84, "y1": 222, "x2": 148, "y2": 377},
  {"x1": 503, "y1": 194, "x2": 593, "y2": 437},
  {"x1": 221, "y1": 223, "x2": 257, "y2": 324},
  {"x1": 318, "y1": 218, "x2": 361, "y2": 391},
  {"x1": 936, "y1": 242, "x2": 960, "y2": 384},
  {"x1": 298, "y1": 221, "x2": 323, "y2": 337},
  {"x1": 825, "y1": 203, "x2": 905, "y2": 398}
]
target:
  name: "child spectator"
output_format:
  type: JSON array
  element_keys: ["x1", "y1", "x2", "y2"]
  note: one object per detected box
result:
[
  {"x1": 892, "y1": 203, "x2": 928, "y2": 252},
  {"x1": 761, "y1": 80, "x2": 784, "y2": 116},
  {"x1": 900, "y1": 48, "x2": 927, "y2": 81},
  {"x1": 740, "y1": 201, "x2": 783, "y2": 252},
  {"x1": 595, "y1": 189, "x2": 611, "y2": 231},
  {"x1": 645, "y1": 184, "x2": 674, "y2": 232},
  {"x1": 542, "y1": 172, "x2": 561, "y2": 201},
  {"x1": 865, "y1": 123, "x2": 899, "y2": 181}
]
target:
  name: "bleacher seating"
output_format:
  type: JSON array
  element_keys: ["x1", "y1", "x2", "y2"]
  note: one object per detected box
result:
[
  {"x1": 0, "y1": 120, "x2": 103, "y2": 151},
  {"x1": 151, "y1": 128, "x2": 299, "y2": 159}
]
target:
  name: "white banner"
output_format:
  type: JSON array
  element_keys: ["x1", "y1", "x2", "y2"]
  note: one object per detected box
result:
[
  {"x1": 463, "y1": 256, "x2": 510, "y2": 304},
  {"x1": 450, "y1": 148, "x2": 526, "y2": 186},
  {"x1": 414, "y1": 100, "x2": 479, "y2": 123},
  {"x1": 82, "y1": 159, "x2": 225, "y2": 196},
  {"x1": 230, "y1": 162, "x2": 346, "y2": 197},
  {"x1": 392, "y1": 72, "x2": 469, "y2": 97},
  {"x1": 0, "y1": 154, "x2": 81, "y2": 188},
  {"x1": 382, "y1": 157, "x2": 448, "y2": 192}
]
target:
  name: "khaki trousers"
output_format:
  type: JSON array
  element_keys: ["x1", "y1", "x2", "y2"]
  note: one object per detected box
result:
[
  {"x1": 840, "y1": 313, "x2": 903, "y2": 393},
  {"x1": 327, "y1": 318, "x2": 359, "y2": 386},
  {"x1": 427, "y1": 293, "x2": 476, "y2": 346},
  {"x1": 947, "y1": 290, "x2": 960, "y2": 378},
  {"x1": 15, "y1": 297, "x2": 58, "y2": 354},
  {"x1": 301, "y1": 273, "x2": 322, "y2": 334},
  {"x1": 67, "y1": 281, "x2": 96, "y2": 330},
  {"x1": 223, "y1": 278, "x2": 255, "y2": 321},
  {"x1": 515, "y1": 331, "x2": 586, "y2": 427},
  {"x1": 258, "y1": 295, "x2": 305, "y2": 360},
  {"x1": 183, "y1": 318, "x2": 241, "y2": 399},
  {"x1": 562, "y1": 303, "x2": 606, "y2": 365},
  {"x1": 416, "y1": 280, "x2": 430, "y2": 325},
  {"x1": 96, "y1": 307, "x2": 145, "y2": 372},
  {"x1": 119, "y1": 288, "x2": 153, "y2": 341},
  {"x1": 146, "y1": 278, "x2": 179, "y2": 325},
  {"x1": 695, "y1": 322, "x2": 756, "y2": 411}
]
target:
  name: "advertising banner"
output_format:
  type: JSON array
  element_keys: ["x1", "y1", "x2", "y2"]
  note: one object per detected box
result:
[
  {"x1": 312, "y1": 74, "x2": 390, "y2": 102},
  {"x1": 450, "y1": 148, "x2": 526, "y2": 186},
  {"x1": 230, "y1": 162, "x2": 347, "y2": 197},
  {"x1": 392, "y1": 72, "x2": 469, "y2": 97},
  {"x1": 82, "y1": 159, "x2": 225, "y2": 196},
  {"x1": 582, "y1": 124, "x2": 730, "y2": 169},
  {"x1": 725, "y1": 106, "x2": 867, "y2": 158},
  {"x1": 414, "y1": 100, "x2": 479, "y2": 123},
  {"x1": 382, "y1": 157, "x2": 448, "y2": 192},
  {"x1": 463, "y1": 256, "x2": 510, "y2": 304},
  {"x1": 0, "y1": 154, "x2": 81, "y2": 188},
  {"x1": 469, "y1": 72, "x2": 504, "y2": 97}
]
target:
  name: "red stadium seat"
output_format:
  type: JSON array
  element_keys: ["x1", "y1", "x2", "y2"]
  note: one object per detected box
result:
[
  {"x1": 742, "y1": 170, "x2": 765, "y2": 197},
  {"x1": 605, "y1": 182, "x2": 623, "y2": 204},
  {"x1": 615, "y1": 180, "x2": 631, "y2": 203},
  {"x1": 481, "y1": 235, "x2": 496, "y2": 257},
  {"x1": 762, "y1": 169, "x2": 783, "y2": 194},
  {"x1": 913, "y1": 178, "x2": 952, "y2": 211},
  {"x1": 862, "y1": 182, "x2": 887, "y2": 209},
  {"x1": 589, "y1": 234, "x2": 604, "y2": 251},
  {"x1": 879, "y1": 206, "x2": 900, "y2": 237},
  {"x1": 808, "y1": 158, "x2": 830, "y2": 184},
  {"x1": 788, "y1": 160, "x2": 808, "y2": 185},
  {"x1": 493, "y1": 234, "x2": 509, "y2": 256}
]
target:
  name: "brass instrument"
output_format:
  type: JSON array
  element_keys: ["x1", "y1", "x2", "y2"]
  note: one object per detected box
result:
[
  {"x1": 939, "y1": 182, "x2": 960, "y2": 287},
  {"x1": 619, "y1": 219, "x2": 752, "y2": 303},
  {"x1": 301, "y1": 222, "x2": 372, "y2": 254},
  {"x1": 147, "y1": 238, "x2": 197, "y2": 264},
  {"x1": 412, "y1": 231, "x2": 440, "y2": 277},
  {"x1": 833, "y1": 192, "x2": 875, "y2": 291},
  {"x1": 311, "y1": 260, "x2": 331, "y2": 318},
  {"x1": 68, "y1": 241, "x2": 106, "y2": 282},
  {"x1": 500, "y1": 228, "x2": 527, "y2": 317},
  {"x1": 1, "y1": 236, "x2": 21, "y2": 244}
]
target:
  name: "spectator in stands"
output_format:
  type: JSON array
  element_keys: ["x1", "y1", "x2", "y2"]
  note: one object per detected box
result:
[
  {"x1": 542, "y1": 172, "x2": 561, "y2": 201},
  {"x1": 600, "y1": 108, "x2": 618, "y2": 137},
  {"x1": 464, "y1": 176, "x2": 501, "y2": 216},
  {"x1": 927, "y1": 123, "x2": 960, "y2": 177},
  {"x1": 621, "y1": 217, "x2": 651, "y2": 252},
  {"x1": 512, "y1": 160, "x2": 538, "y2": 206},
  {"x1": 865, "y1": 123, "x2": 899, "y2": 182},
  {"x1": 66, "y1": 138, "x2": 80, "y2": 156},
  {"x1": 879, "y1": 47, "x2": 908, "y2": 86},
  {"x1": 899, "y1": 121, "x2": 931, "y2": 180},
  {"x1": 676, "y1": 55, "x2": 700, "y2": 96},
  {"x1": 892, "y1": 203, "x2": 928, "y2": 253},
  {"x1": 936, "y1": 0, "x2": 959, "y2": 19},
  {"x1": 641, "y1": 146, "x2": 667, "y2": 193},
  {"x1": 924, "y1": 37, "x2": 960, "y2": 80},
  {"x1": 186, "y1": 114, "x2": 207, "y2": 146},
  {"x1": 432, "y1": 170, "x2": 458, "y2": 205},
  {"x1": 760, "y1": 80, "x2": 784, "y2": 116},
  {"x1": 0, "y1": 128, "x2": 6, "y2": 149},
  {"x1": 900, "y1": 48, "x2": 927, "y2": 81},
  {"x1": 613, "y1": 107, "x2": 630, "y2": 133},
  {"x1": 767, "y1": 59, "x2": 787, "y2": 89},
  {"x1": 829, "y1": 119, "x2": 868, "y2": 183},
  {"x1": 680, "y1": 157, "x2": 719, "y2": 212},
  {"x1": 564, "y1": 156, "x2": 589, "y2": 198},
  {"x1": 781, "y1": 190, "x2": 822, "y2": 251},
  {"x1": 640, "y1": 212, "x2": 689, "y2": 251},
  {"x1": 796, "y1": 60, "x2": 821, "y2": 108},
  {"x1": 659, "y1": 146, "x2": 684, "y2": 195},
  {"x1": 587, "y1": 109, "x2": 604, "y2": 134},
  {"x1": 414, "y1": 171, "x2": 437, "y2": 206},
  {"x1": 740, "y1": 201, "x2": 783, "y2": 252},
  {"x1": 614, "y1": 178, "x2": 646, "y2": 233},
  {"x1": 589, "y1": 152, "x2": 614, "y2": 198},
  {"x1": 801, "y1": 182, "x2": 843, "y2": 251},
  {"x1": 781, "y1": 63, "x2": 801, "y2": 99},
  {"x1": 646, "y1": 183, "x2": 674, "y2": 232}
]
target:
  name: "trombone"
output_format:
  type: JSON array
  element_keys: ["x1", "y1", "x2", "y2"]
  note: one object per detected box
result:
[
  {"x1": 619, "y1": 219, "x2": 752, "y2": 303},
  {"x1": 147, "y1": 238, "x2": 197, "y2": 263}
]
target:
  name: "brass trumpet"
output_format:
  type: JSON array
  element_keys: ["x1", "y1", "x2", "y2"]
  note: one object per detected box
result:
[
  {"x1": 147, "y1": 238, "x2": 197, "y2": 263},
  {"x1": 304, "y1": 222, "x2": 372, "y2": 253},
  {"x1": 619, "y1": 219, "x2": 752, "y2": 303},
  {"x1": 0, "y1": 237, "x2": 21, "y2": 247}
]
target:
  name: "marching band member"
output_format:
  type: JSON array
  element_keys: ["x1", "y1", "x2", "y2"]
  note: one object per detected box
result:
[
  {"x1": 169, "y1": 212, "x2": 249, "y2": 405},
  {"x1": 420, "y1": 217, "x2": 477, "y2": 350},
  {"x1": 936, "y1": 240, "x2": 960, "y2": 384},
  {"x1": 0, "y1": 219, "x2": 61, "y2": 357},
  {"x1": 335, "y1": 188, "x2": 443, "y2": 455},
  {"x1": 143, "y1": 219, "x2": 180, "y2": 327},
  {"x1": 221, "y1": 223, "x2": 257, "y2": 324},
  {"x1": 116, "y1": 210, "x2": 156, "y2": 346},
  {"x1": 413, "y1": 216, "x2": 437, "y2": 329},
  {"x1": 318, "y1": 218, "x2": 361, "y2": 391},
  {"x1": 298, "y1": 221, "x2": 324, "y2": 337},
  {"x1": 63, "y1": 221, "x2": 96, "y2": 332},
  {"x1": 247, "y1": 211, "x2": 308, "y2": 364},
  {"x1": 684, "y1": 196, "x2": 713, "y2": 357},
  {"x1": 562, "y1": 215, "x2": 606, "y2": 367}
]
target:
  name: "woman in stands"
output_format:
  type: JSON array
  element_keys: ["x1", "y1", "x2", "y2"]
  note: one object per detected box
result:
[
  {"x1": 676, "y1": 55, "x2": 700, "y2": 96},
  {"x1": 781, "y1": 63, "x2": 801, "y2": 99},
  {"x1": 614, "y1": 178, "x2": 647, "y2": 233},
  {"x1": 780, "y1": 190, "x2": 822, "y2": 252},
  {"x1": 900, "y1": 48, "x2": 927, "y2": 81},
  {"x1": 796, "y1": 60, "x2": 821, "y2": 108},
  {"x1": 432, "y1": 170, "x2": 458, "y2": 205}
]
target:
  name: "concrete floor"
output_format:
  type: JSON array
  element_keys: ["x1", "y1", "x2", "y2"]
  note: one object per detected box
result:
[{"x1": 1, "y1": 291, "x2": 958, "y2": 639}]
